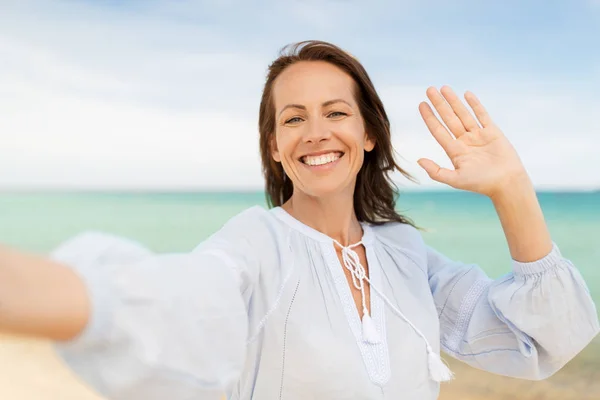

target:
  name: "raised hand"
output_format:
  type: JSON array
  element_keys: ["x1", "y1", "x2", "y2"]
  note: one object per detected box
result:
[{"x1": 417, "y1": 86, "x2": 529, "y2": 198}]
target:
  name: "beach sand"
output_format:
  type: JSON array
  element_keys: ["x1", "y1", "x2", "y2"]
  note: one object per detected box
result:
[{"x1": 0, "y1": 334, "x2": 598, "y2": 399}]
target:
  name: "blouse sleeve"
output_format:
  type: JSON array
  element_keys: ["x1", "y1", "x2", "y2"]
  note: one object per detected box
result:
[
  {"x1": 49, "y1": 210, "x2": 263, "y2": 400},
  {"x1": 428, "y1": 241, "x2": 600, "y2": 380}
]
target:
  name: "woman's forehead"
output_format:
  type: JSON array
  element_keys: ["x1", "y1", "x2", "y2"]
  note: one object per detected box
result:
[{"x1": 273, "y1": 61, "x2": 356, "y2": 107}]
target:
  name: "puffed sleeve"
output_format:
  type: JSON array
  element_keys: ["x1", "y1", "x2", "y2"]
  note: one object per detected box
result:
[
  {"x1": 428, "y1": 241, "x2": 600, "y2": 380},
  {"x1": 49, "y1": 209, "x2": 263, "y2": 400}
]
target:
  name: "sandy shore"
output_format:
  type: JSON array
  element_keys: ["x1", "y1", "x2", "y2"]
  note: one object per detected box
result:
[{"x1": 1, "y1": 334, "x2": 598, "y2": 399}]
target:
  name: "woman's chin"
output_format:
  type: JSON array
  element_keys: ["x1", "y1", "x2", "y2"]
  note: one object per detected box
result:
[{"x1": 297, "y1": 180, "x2": 352, "y2": 200}]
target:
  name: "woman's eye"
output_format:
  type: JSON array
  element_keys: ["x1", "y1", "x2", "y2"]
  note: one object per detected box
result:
[
  {"x1": 328, "y1": 111, "x2": 347, "y2": 118},
  {"x1": 285, "y1": 117, "x2": 303, "y2": 124}
]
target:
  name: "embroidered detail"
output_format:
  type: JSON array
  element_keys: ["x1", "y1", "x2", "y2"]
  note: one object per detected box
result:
[
  {"x1": 246, "y1": 268, "x2": 294, "y2": 344},
  {"x1": 248, "y1": 229, "x2": 296, "y2": 344},
  {"x1": 437, "y1": 267, "x2": 475, "y2": 318},
  {"x1": 444, "y1": 278, "x2": 491, "y2": 353},
  {"x1": 325, "y1": 243, "x2": 391, "y2": 386},
  {"x1": 279, "y1": 279, "x2": 300, "y2": 400}
]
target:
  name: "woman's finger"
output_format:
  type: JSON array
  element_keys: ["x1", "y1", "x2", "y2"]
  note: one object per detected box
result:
[
  {"x1": 418, "y1": 102, "x2": 455, "y2": 156},
  {"x1": 417, "y1": 158, "x2": 459, "y2": 187},
  {"x1": 464, "y1": 91, "x2": 494, "y2": 128},
  {"x1": 426, "y1": 87, "x2": 466, "y2": 138},
  {"x1": 440, "y1": 86, "x2": 480, "y2": 132}
]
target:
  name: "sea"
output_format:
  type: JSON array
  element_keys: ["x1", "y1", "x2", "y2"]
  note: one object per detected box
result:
[{"x1": 1, "y1": 190, "x2": 599, "y2": 315}]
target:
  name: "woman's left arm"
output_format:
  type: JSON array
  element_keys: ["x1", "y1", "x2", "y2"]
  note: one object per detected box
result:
[
  {"x1": 427, "y1": 173, "x2": 599, "y2": 380},
  {"x1": 418, "y1": 86, "x2": 600, "y2": 379},
  {"x1": 428, "y1": 236, "x2": 599, "y2": 380}
]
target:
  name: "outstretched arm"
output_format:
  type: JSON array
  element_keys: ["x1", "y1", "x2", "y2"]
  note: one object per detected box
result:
[
  {"x1": 0, "y1": 245, "x2": 91, "y2": 341},
  {"x1": 0, "y1": 220, "x2": 259, "y2": 400}
]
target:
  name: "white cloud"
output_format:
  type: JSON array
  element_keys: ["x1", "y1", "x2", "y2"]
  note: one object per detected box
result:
[
  {"x1": 0, "y1": 73, "x2": 260, "y2": 189},
  {"x1": 1, "y1": 1, "x2": 598, "y2": 191}
]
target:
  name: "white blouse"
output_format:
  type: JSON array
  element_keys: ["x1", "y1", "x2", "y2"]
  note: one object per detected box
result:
[{"x1": 50, "y1": 205, "x2": 600, "y2": 400}]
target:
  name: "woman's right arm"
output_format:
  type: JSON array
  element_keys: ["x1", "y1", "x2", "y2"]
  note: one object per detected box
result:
[
  {"x1": 0, "y1": 245, "x2": 90, "y2": 341},
  {"x1": 0, "y1": 207, "x2": 268, "y2": 400}
]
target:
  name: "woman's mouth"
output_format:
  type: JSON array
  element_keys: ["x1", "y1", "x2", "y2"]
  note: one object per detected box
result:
[{"x1": 300, "y1": 151, "x2": 344, "y2": 167}]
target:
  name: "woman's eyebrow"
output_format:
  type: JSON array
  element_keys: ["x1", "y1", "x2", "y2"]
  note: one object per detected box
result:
[
  {"x1": 321, "y1": 98, "x2": 352, "y2": 108},
  {"x1": 278, "y1": 99, "x2": 352, "y2": 118},
  {"x1": 278, "y1": 104, "x2": 306, "y2": 118}
]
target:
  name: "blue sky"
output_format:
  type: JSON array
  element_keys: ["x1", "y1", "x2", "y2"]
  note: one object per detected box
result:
[{"x1": 1, "y1": 0, "x2": 598, "y2": 191}]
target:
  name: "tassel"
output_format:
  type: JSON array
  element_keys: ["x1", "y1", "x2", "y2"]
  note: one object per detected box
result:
[
  {"x1": 361, "y1": 313, "x2": 380, "y2": 344},
  {"x1": 426, "y1": 346, "x2": 454, "y2": 382}
]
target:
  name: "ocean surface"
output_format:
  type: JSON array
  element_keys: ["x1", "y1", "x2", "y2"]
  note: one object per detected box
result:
[{"x1": 1, "y1": 190, "x2": 599, "y2": 312}]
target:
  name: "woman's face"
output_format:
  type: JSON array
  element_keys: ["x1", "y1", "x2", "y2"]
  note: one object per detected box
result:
[{"x1": 271, "y1": 61, "x2": 375, "y2": 200}]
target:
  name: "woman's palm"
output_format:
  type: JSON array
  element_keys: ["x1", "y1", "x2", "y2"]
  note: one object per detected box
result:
[{"x1": 417, "y1": 86, "x2": 526, "y2": 197}]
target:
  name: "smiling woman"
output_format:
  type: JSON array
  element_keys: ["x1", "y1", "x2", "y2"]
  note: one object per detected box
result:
[{"x1": 0, "y1": 40, "x2": 598, "y2": 400}]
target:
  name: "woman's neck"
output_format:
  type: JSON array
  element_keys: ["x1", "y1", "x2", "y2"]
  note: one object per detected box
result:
[{"x1": 282, "y1": 189, "x2": 363, "y2": 247}]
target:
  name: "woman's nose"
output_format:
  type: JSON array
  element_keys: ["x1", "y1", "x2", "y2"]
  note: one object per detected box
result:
[{"x1": 303, "y1": 117, "x2": 331, "y2": 143}]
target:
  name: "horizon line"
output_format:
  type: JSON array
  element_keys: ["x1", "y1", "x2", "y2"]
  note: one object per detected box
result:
[{"x1": 1, "y1": 187, "x2": 598, "y2": 195}]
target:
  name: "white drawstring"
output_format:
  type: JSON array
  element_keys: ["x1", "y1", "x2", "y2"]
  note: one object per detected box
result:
[
  {"x1": 332, "y1": 239, "x2": 454, "y2": 382},
  {"x1": 333, "y1": 239, "x2": 381, "y2": 344}
]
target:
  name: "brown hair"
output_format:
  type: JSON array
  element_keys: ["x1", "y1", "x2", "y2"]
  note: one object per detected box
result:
[{"x1": 259, "y1": 40, "x2": 418, "y2": 227}]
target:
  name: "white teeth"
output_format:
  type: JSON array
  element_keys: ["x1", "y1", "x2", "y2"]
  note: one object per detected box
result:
[{"x1": 302, "y1": 152, "x2": 341, "y2": 166}]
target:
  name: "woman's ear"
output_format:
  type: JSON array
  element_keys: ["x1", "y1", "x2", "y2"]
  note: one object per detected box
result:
[{"x1": 364, "y1": 133, "x2": 375, "y2": 152}]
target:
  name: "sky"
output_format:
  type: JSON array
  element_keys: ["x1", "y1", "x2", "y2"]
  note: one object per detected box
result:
[{"x1": 1, "y1": 0, "x2": 599, "y2": 192}]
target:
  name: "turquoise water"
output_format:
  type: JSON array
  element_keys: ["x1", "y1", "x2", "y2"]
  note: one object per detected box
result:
[{"x1": 1, "y1": 190, "x2": 599, "y2": 308}]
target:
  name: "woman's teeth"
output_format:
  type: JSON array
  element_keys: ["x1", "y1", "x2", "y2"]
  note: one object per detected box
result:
[{"x1": 302, "y1": 152, "x2": 342, "y2": 166}]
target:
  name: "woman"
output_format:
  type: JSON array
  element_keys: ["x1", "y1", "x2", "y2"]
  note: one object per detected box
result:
[{"x1": 0, "y1": 41, "x2": 598, "y2": 400}]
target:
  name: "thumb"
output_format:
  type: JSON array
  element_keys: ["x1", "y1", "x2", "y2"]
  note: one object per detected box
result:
[{"x1": 417, "y1": 158, "x2": 457, "y2": 187}]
